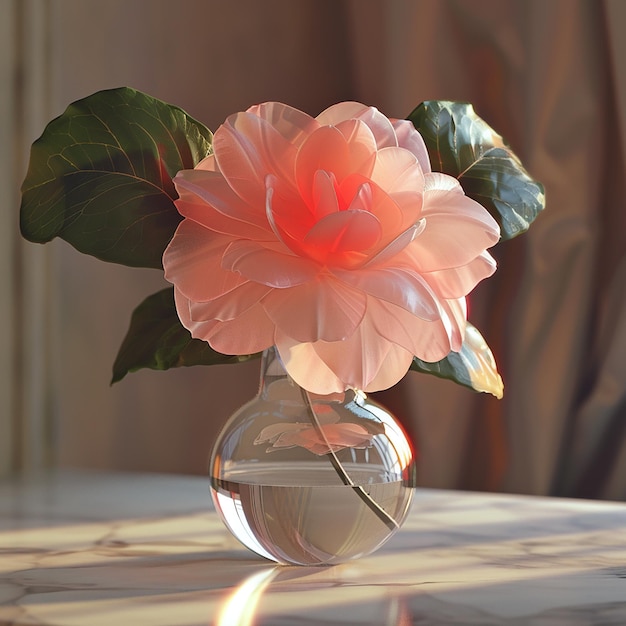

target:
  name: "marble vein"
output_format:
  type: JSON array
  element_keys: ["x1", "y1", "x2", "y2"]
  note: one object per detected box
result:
[{"x1": 0, "y1": 471, "x2": 625, "y2": 625}]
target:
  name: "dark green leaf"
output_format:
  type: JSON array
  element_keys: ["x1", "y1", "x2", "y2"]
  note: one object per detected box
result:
[
  {"x1": 409, "y1": 323, "x2": 504, "y2": 398},
  {"x1": 407, "y1": 101, "x2": 545, "y2": 240},
  {"x1": 20, "y1": 87, "x2": 212, "y2": 268},
  {"x1": 112, "y1": 287, "x2": 259, "y2": 383}
]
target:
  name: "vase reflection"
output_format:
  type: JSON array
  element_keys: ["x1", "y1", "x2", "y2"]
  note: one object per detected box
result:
[
  {"x1": 215, "y1": 566, "x2": 412, "y2": 626},
  {"x1": 215, "y1": 568, "x2": 278, "y2": 626}
]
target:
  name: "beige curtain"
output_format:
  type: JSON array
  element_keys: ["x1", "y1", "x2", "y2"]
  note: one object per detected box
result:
[
  {"x1": 368, "y1": 0, "x2": 626, "y2": 500},
  {"x1": 7, "y1": 0, "x2": 626, "y2": 499}
]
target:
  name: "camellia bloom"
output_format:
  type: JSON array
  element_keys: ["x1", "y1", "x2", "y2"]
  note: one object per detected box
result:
[{"x1": 163, "y1": 101, "x2": 500, "y2": 394}]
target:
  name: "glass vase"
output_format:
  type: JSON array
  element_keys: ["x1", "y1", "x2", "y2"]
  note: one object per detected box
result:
[{"x1": 209, "y1": 347, "x2": 417, "y2": 565}]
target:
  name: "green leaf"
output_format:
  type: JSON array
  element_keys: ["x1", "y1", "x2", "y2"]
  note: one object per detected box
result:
[
  {"x1": 407, "y1": 101, "x2": 545, "y2": 240},
  {"x1": 20, "y1": 87, "x2": 212, "y2": 268},
  {"x1": 112, "y1": 287, "x2": 260, "y2": 383},
  {"x1": 410, "y1": 323, "x2": 504, "y2": 398}
]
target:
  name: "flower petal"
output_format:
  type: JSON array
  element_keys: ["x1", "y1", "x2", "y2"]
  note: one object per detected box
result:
[
  {"x1": 246, "y1": 101, "x2": 319, "y2": 148},
  {"x1": 295, "y1": 124, "x2": 376, "y2": 205},
  {"x1": 316, "y1": 101, "x2": 369, "y2": 125},
  {"x1": 360, "y1": 343, "x2": 415, "y2": 392},
  {"x1": 195, "y1": 153, "x2": 218, "y2": 171},
  {"x1": 174, "y1": 169, "x2": 271, "y2": 237},
  {"x1": 361, "y1": 221, "x2": 424, "y2": 268},
  {"x1": 422, "y1": 251, "x2": 497, "y2": 299},
  {"x1": 333, "y1": 118, "x2": 378, "y2": 177},
  {"x1": 274, "y1": 337, "x2": 342, "y2": 394},
  {"x1": 163, "y1": 220, "x2": 245, "y2": 301},
  {"x1": 263, "y1": 277, "x2": 366, "y2": 342},
  {"x1": 206, "y1": 308, "x2": 276, "y2": 354},
  {"x1": 175, "y1": 288, "x2": 275, "y2": 354},
  {"x1": 265, "y1": 176, "x2": 312, "y2": 256},
  {"x1": 424, "y1": 171, "x2": 460, "y2": 193},
  {"x1": 442, "y1": 297, "x2": 467, "y2": 352},
  {"x1": 403, "y1": 181, "x2": 500, "y2": 272},
  {"x1": 370, "y1": 146, "x2": 425, "y2": 202},
  {"x1": 188, "y1": 281, "x2": 271, "y2": 321},
  {"x1": 339, "y1": 174, "x2": 420, "y2": 250},
  {"x1": 213, "y1": 110, "x2": 298, "y2": 207},
  {"x1": 312, "y1": 170, "x2": 340, "y2": 219},
  {"x1": 277, "y1": 324, "x2": 414, "y2": 393},
  {"x1": 303, "y1": 208, "x2": 382, "y2": 261},
  {"x1": 222, "y1": 239, "x2": 320, "y2": 287},
  {"x1": 391, "y1": 119, "x2": 431, "y2": 173},
  {"x1": 333, "y1": 265, "x2": 440, "y2": 320},
  {"x1": 317, "y1": 102, "x2": 397, "y2": 149},
  {"x1": 366, "y1": 297, "x2": 463, "y2": 361}
]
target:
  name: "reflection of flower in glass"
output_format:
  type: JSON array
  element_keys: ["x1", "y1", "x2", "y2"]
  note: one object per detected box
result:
[
  {"x1": 254, "y1": 422, "x2": 373, "y2": 456},
  {"x1": 163, "y1": 101, "x2": 500, "y2": 394}
]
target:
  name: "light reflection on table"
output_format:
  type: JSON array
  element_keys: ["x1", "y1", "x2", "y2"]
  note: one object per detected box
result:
[{"x1": 1, "y1": 470, "x2": 626, "y2": 625}]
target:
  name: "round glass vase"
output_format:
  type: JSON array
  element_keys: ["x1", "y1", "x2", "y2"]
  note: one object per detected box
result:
[{"x1": 209, "y1": 347, "x2": 417, "y2": 566}]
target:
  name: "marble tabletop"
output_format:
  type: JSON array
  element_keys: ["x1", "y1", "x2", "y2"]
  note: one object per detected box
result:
[{"x1": 1, "y1": 470, "x2": 626, "y2": 625}]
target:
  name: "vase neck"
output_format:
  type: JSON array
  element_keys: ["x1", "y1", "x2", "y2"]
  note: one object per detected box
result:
[
  {"x1": 258, "y1": 346, "x2": 298, "y2": 401},
  {"x1": 259, "y1": 344, "x2": 285, "y2": 376}
]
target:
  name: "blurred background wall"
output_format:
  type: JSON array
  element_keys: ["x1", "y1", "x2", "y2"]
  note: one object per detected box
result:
[{"x1": 4, "y1": 0, "x2": 626, "y2": 499}]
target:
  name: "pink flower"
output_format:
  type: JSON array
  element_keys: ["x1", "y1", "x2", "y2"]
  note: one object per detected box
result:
[{"x1": 163, "y1": 101, "x2": 500, "y2": 394}]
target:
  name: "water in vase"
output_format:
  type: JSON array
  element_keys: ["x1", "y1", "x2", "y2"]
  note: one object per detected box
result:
[{"x1": 211, "y1": 463, "x2": 414, "y2": 565}]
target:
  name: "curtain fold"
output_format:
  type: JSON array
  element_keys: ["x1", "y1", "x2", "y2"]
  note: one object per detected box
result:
[{"x1": 354, "y1": 0, "x2": 626, "y2": 499}]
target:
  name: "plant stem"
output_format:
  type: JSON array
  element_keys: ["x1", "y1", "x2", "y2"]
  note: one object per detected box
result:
[{"x1": 299, "y1": 387, "x2": 399, "y2": 531}]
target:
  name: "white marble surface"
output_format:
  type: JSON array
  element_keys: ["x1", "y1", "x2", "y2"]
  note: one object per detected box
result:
[{"x1": 1, "y1": 471, "x2": 626, "y2": 625}]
